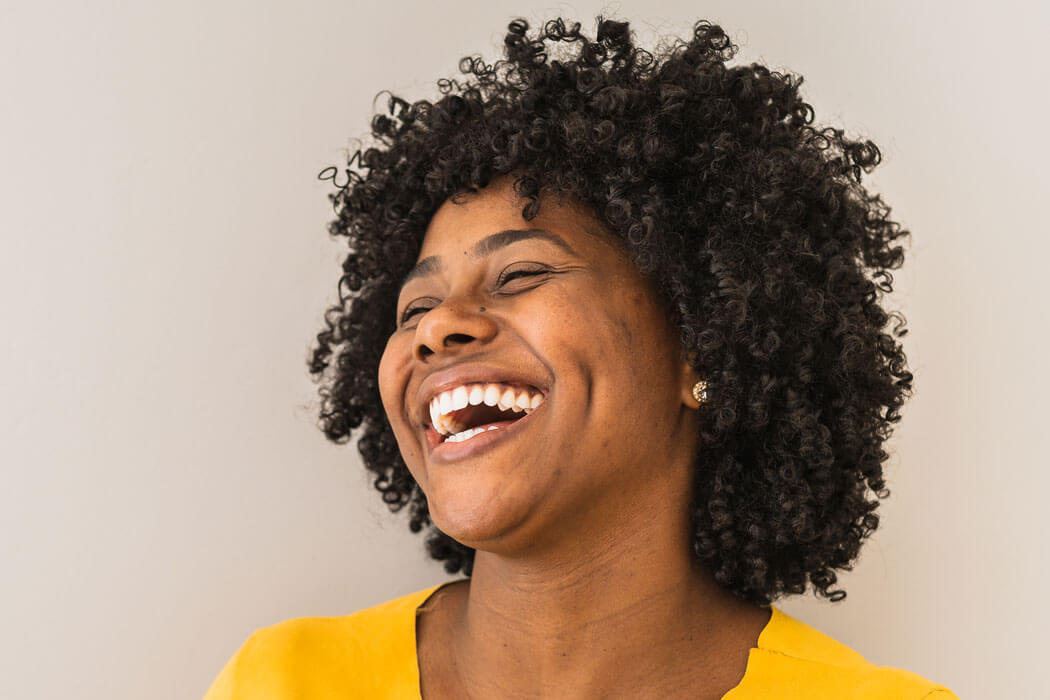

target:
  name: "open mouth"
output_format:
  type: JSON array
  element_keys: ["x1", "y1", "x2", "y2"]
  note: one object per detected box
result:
[
  {"x1": 422, "y1": 396, "x2": 546, "y2": 461},
  {"x1": 427, "y1": 383, "x2": 545, "y2": 444},
  {"x1": 437, "y1": 402, "x2": 527, "y2": 443}
]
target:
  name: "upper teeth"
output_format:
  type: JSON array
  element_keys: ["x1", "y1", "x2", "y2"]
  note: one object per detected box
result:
[{"x1": 428, "y1": 383, "x2": 544, "y2": 436}]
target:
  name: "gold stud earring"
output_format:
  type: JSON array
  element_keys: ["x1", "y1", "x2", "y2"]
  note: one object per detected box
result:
[{"x1": 691, "y1": 380, "x2": 708, "y2": 405}]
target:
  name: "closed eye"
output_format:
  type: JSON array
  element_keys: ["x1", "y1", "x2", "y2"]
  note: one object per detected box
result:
[
  {"x1": 398, "y1": 265, "x2": 554, "y2": 326},
  {"x1": 496, "y1": 264, "x2": 552, "y2": 287},
  {"x1": 400, "y1": 306, "x2": 428, "y2": 322}
]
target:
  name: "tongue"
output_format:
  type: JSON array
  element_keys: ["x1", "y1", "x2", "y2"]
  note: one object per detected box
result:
[
  {"x1": 448, "y1": 403, "x2": 521, "y2": 431},
  {"x1": 466, "y1": 418, "x2": 517, "y2": 432},
  {"x1": 442, "y1": 417, "x2": 521, "y2": 444}
]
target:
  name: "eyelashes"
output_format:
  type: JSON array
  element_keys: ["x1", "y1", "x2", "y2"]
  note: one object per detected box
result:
[
  {"x1": 495, "y1": 265, "x2": 549, "y2": 286},
  {"x1": 399, "y1": 304, "x2": 432, "y2": 323},
  {"x1": 398, "y1": 264, "x2": 552, "y2": 325}
]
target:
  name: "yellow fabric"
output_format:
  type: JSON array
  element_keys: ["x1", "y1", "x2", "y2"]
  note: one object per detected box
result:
[{"x1": 204, "y1": 580, "x2": 961, "y2": 699}]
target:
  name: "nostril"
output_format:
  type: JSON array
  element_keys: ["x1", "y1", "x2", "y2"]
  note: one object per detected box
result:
[
  {"x1": 416, "y1": 332, "x2": 475, "y2": 360},
  {"x1": 443, "y1": 333, "x2": 475, "y2": 347}
]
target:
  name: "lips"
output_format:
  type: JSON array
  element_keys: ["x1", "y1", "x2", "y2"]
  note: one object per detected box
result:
[
  {"x1": 427, "y1": 382, "x2": 546, "y2": 438},
  {"x1": 417, "y1": 365, "x2": 549, "y2": 430},
  {"x1": 424, "y1": 391, "x2": 549, "y2": 463}
]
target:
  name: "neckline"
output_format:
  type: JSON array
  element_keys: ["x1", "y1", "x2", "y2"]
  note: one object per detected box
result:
[{"x1": 408, "y1": 579, "x2": 779, "y2": 699}]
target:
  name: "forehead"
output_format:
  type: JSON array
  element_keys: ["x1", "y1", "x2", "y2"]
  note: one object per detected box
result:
[{"x1": 417, "y1": 181, "x2": 616, "y2": 259}]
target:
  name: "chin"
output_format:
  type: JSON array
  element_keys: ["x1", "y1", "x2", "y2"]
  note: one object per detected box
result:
[{"x1": 426, "y1": 482, "x2": 532, "y2": 552}]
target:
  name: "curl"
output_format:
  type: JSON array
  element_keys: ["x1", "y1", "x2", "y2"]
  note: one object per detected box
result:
[{"x1": 309, "y1": 16, "x2": 912, "y2": 606}]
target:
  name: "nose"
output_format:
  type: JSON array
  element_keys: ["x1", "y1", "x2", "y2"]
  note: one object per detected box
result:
[{"x1": 413, "y1": 300, "x2": 498, "y2": 361}]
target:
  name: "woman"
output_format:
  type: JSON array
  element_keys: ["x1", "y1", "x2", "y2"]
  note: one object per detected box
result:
[{"x1": 206, "y1": 17, "x2": 959, "y2": 699}]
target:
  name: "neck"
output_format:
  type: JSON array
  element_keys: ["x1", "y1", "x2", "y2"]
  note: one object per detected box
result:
[{"x1": 441, "y1": 499, "x2": 767, "y2": 698}]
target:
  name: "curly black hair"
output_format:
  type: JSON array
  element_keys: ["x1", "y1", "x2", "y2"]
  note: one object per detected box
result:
[{"x1": 308, "y1": 16, "x2": 912, "y2": 606}]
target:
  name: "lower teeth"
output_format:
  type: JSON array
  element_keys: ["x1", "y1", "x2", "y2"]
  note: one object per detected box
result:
[{"x1": 444, "y1": 425, "x2": 501, "y2": 443}]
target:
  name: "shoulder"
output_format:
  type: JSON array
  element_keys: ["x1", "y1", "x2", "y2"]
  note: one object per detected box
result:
[
  {"x1": 202, "y1": 582, "x2": 447, "y2": 700},
  {"x1": 731, "y1": 607, "x2": 961, "y2": 700}
]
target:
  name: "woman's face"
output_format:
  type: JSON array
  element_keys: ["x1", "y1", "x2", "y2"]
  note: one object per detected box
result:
[{"x1": 378, "y1": 178, "x2": 701, "y2": 557}]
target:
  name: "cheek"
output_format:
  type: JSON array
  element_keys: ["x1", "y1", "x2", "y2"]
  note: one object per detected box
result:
[
  {"x1": 519, "y1": 290, "x2": 603, "y2": 352},
  {"x1": 377, "y1": 335, "x2": 428, "y2": 471},
  {"x1": 557, "y1": 289, "x2": 676, "y2": 404},
  {"x1": 523, "y1": 286, "x2": 642, "y2": 381},
  {"x1": 377, "y1": 334, "x2": 410, "y2": 424}
]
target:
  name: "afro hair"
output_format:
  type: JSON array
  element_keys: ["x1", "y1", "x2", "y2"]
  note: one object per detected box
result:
[{"x1": 309, "y1": 16, "x2": 912, "y2": 605}]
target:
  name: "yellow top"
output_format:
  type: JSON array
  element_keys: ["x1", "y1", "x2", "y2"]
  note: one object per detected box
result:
[{"x1": 204, "y1": 580, "x2": 960, "y2": 699}]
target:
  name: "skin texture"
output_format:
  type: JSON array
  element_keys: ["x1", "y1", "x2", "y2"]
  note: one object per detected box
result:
[
  {"x1": 311, "y1": 17, "x2": 913, "y2": 605},
  {"x1": 378, "y1": 178, "x2": 772, "y2": 698}
]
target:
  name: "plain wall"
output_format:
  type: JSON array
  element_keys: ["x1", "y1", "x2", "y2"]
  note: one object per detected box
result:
[{"x1": 2, "y1": 1, "x2": 1046, "y2": 698}]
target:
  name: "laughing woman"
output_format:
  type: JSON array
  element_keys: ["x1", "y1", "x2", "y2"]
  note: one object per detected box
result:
[{"x1": 205, "y1": 17, "x2": 959, "y2": 700}]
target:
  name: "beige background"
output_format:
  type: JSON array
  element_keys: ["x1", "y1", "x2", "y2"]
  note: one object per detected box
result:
[{"x1": 2, "y1": 1, "x2": 1046, "y2": 698}]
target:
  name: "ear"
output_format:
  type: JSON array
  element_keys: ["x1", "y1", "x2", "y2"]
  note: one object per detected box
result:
[{"x1": 679, "y1": 350, "x2": 704, "y2": 408}]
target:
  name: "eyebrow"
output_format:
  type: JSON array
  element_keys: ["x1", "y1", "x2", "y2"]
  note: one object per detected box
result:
[{"x1": 398, "y1": 228, "x2": 578, "y2": 292}]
